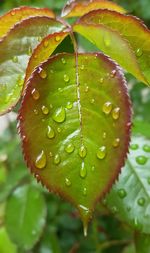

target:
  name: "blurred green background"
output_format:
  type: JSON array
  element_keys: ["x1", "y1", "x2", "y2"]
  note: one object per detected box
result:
[{"x1": 0, "y1": 0, "x2": 150, "y2": 253}]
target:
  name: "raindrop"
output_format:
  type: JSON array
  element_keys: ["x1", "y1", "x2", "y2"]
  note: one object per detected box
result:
[
  {"x1": 91, "y1": 166, "x2": 95, "y2": 172},
  {"x1": 97, "y1": 146, "x2": 107, "y2": 160},
  {"x1": 49, "y1": 152, "x2": 53, "y2": 157},
  {"x1": 41, "y1": 105, "x2": 49, "y2": 115},
  {"x1": 33, "y1": 109, "x2": 39, "y2": 115},
  {"x1": 61, "y1": 58, "x2": 66, "y2": 64},
  {"x1": 35, "y1": 150, "x2": 46, "y2": 169},
  {"x1": 79, "y1": 145, "x2": 87, "y2": 158},
  {"x1": 112, "y1": 107, "x2": 120, "y2": 120},
  {"x1": 43, "y1": 40, "x2": 49, "y2": 48},
  {"x1": 83, "y1": 187, "x2": 87, "y2": 196},
  {"x1": 85, "y1": 86, "x2": 89, "y2": 92},
  {"x1": 38, "y1": 67, "x2": 47, "y2": 79},
  {"x1": 136, "y1": 155, "x2": 148, "y2": 165},
  {"x1": 64, "y1": 74, "x2": 70, "y2": 83},
  {"x1": 113, "y1": 138, "x2": 120, "y2": 148},
  {"x1": 102, "y1": 101, "x2": 112, "y2": 115},
  {"x1": 104, "y1": 32, "x2": 111, "y2": 47},
  {"x1": 65, "y1": 143, "x2": 75, "y2": 154},
  {"x1": 65, "y1": 178, "x2": 71, "y2": 187},
  {"x1": 47, "y1": 125, "x2": 55, "y2": 139},
  {"x1": 103, "y1": 132, "x2": 107, "y2": 139},
  {"x1": 57, "y1": 127, "x2": 62, "y2": 133},
  {"x1": 55, "y1": 35, "x2": 61, "y2": 42},
  {"x1": 117, "y1": 189, "x2": 127, "y2": 199},
  {"x1": 137, "y1": 197, "x2": 145, "y2": 206},
  {"x1": 31, "y1": 88, "x2": 40, "y2": 100},
  {"x1": 80, "y1": 162, "x2": 87, "y2": 179},
  {"x1": 136, "y1": 48, "x2": 143, "y2": 57},
  {"x1": 130, "y1": 144, "x2": 139, "y2": 150},
  {"x1": 111, "y1": 206, "x2": 118, "y2": 214},
  {"x1": 90, "y1": 98, "x2": 95, "y2": 104},
  {"x1": 52, "y1": 107, "x2": 66, "y2": 123},
  {"x1": 12, "y1": 56, "x2": 18, "y2": 63},
  {"x1": 100, "y1": 77, "x2": 104, "y2": 84},
  {"x1": 54, "y1": 154, "x2": 61, "y2": 165},
  {"x1": 143, "y1": 144, "x2": 150, "y2": 152},
  {"x1": 66, "y1": 101, "x2": 73, "y2": 109}
]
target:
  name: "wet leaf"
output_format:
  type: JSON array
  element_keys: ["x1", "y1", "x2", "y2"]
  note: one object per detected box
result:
[
  {"x1": 74, "y1": 9, "x2": 150, "y2": 85},
  {"x1": 18, "y1": 52, "x2": 131, "y2": 234},
  {"x1": 6, "y1": 184, "x2": 47, "y2": 250},
  {"x1": 0, "y1": 16, "x2": 64, "y2": 116},
  {"x1": 106, "y1": 136, "x2": 150, "y2": 234},
  {"x1": 0, "y1": 6, "x2": 55, "y2": 38},
  {"x1": 61, "y1": 0, "x2": 126, "y2": 18}
]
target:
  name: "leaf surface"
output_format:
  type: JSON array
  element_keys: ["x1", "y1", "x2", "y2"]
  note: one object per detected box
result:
[
  {"x1": 18, "y1": 52, "x2": 131, "y2": 233},
  {"x1": 106, "y1": 136, "x2": 150, "y2": 234},
  {"x1": 6, "y1": 184, "x2": 47, "y2": 250},
  {"x1": 74, "y1": 9, "x2": 150, "y2": 85},
  {"x1": 0, "y1": 6, "x2": 55, "y2": 38},
  {"x1": 0, "y1": 16, "x2": 64, "y2": 116},
  {"x1": 61, "y1": 0, "x2": 126, "y2": 18}
]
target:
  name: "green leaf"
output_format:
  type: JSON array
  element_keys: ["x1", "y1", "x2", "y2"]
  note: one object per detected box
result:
[
  {"x1": 0, "y1": 6, "x2": 55, "y2": 38},
  {"x1": 5, "y1": 184, "x2": 47, "y2": 250},
  {"x1": 135, "y1": 233, "x2": 150, "y2": 253},
  {"x1": 106, "y1": 136, "x2": 150, "y2": 234},
  {"x1": 0, "y1": 16, "x2": 64, "y2": 116},
  {"x1": 73, "y1": 9, "x2": 150, "y2": 85},
  {"x1": 18, "y1": 52, "x2": 131, "y2": 234},
  {"x1": 0, "y1": 227, "x2": 17, "y2": 253},
  {"x1": 61, "y1": 0, "x2": 126, "y2": 18},
  {"x1": 122, "y1": 244, "x2": 136, "y2": 253}
]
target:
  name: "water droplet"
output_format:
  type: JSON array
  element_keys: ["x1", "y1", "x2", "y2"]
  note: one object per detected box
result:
[
  {"x1": 64, "y1": 74, "x2": 70, "y2": 83},
  {"x1": 104, "y1": 32, "x2": 110, "y2": 47},
  {"x1": 66, "y1": 101, "x2": 73, "y2": 109},
  {"x1": 65, "y1": 178, "x2": 71, "y2": 187},
  {"x1": 91, "y1": 166, "x2": 95, "y2": 172},
  {"x1": 11, "y1": 10, "x2": 15, "y2": 16},
  {"x1": 41, "y1": 105, "x2": 49, "y2": 115},
  {"x1": 78, "y1": 204, "x2": 90, "y2": 237},
  {"x1": 31, "y1": 88, "x2": 40, "y2": 100},
  {"x1": 110, "y1": 69, "x2": 117, "y2": 78},
  {"x1": 33, "y1": 109, "x2": 39, "y2": 115},
  {"x1": 97, "y1": 146, "x2": 107, "y2": 160},
  {"x1": 80, "y1": 162, "x2": 87, "y2": 178},
  {"x1": 47, "y1": 125, "x2": 55, "y2": 139},
  {"x1": 112, "y1": 107, "x2": 120, "y2": 120},
  {"x1": 54, "y1": 154, "x2": 61, "y2": 165},
  {"x1": 113, "y1": 138, "x2": 120, "y2": 148},
  {"x1": 85, "y1": 86, "x2": 89, "y2": 92},
  {"x1": 136, "y1": 48, "x2": 143, "y2": 57},
  {"x1": 79, "y1": 145, "x2": 87, "y2": 158},
  {"x1": 57, "y1": 127, "x2": 62, "y2": 133},
  {"x1": 143, "y1": 144, "x2": 150, "y2": 152},
  {"x1": 136, "y1": 156, "x2": 148, "y2": 165},
  {"x1": 90, "y1": 98, "x2": 95, "y2": 104},
  {"x1": 83, "y1": 187, "x2": 87, "y2": 196},
  {"x1": 80, "y1": 64, "x2": 85, "y2": 70},
  {"x1": 103, "y1": 132, "x2": 107, "y2": 139},
  {"x1": 52, "y1": 107, "x2": 66, "y2": 123},
  {"x1": 38, "y1": 67, "x2": 47, "y2": 79},
  {"x1": 117, "y1": 189, "x2": 127, "y2": 199},
  {"x1": 65, "y1": 143, "x2": 75, "y2": 154},
  {"x1": 55, "y1": 35, "x2": 61, "y2": 42},
  {"x1": 43, "y1": 40, "x2": 49, "y2": 48},
  {"x1": 100, "y1": 77, "x2": 104, "y2": 84},
  {"x1": 138, "y1": 197, "x2": 145, "y2": 206},
  {"x1": 35, "y1": 150, "x2": 46, "y2": 169},
  {"x1": 12, "y1": 56, "x2": 18, "y2": 63},
  {"x1": 102, "y1": 101, "x2": 112, "y2": 115},
  {"x1": 130, "y1": 144, "x2": 139, "y2": 150},
  {"x1": 61, "y1": 58, "x2": 66, "y2": 64},
  {"x1": 111, "y1": 206, "x2": 118, "y2": 214}
]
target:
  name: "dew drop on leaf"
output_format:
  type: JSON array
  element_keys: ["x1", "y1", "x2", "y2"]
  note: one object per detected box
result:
[
  {"x1": 64, "y1": 74, "x2": 70, "y2": 83},
  {"x1": 90, "y1": 98, "x2": 95, "y2": 104},
  {"x1": 110, "y1": 69, "x2": 117, "y2": 78},
  {"x1": 80, "y1": 163, "x2": 87, "y2": 179},
  {"x1": 100, "y1": 77, "x2": 104, "y2": 84},
  {"x1": 57, "y1": 127, "x2": 62, "y2": 133},
  {"x1": 79, "y1": 145, "x2": 87, "y2": 158},
  {"x1": 33, "y1": 109, "x2": 39, "y2": 115},
  {"x1": 52, "y1": 107, "x2": 66, "y2": 123},
  {"x1": 31, "y1": 88, "x2": 40, "y2": 100},
  {"x1": 113, "y1": 138, "x2": 120, "y2": 148},
  {"x1": 55, "y1": 35, "x2": 61, "y2": 42},
  {"x1": 104, "y1": 32, "x2": 111, "y2": 47},
  {"x1": 112, "y1": 107, "x2": 120, "y2": 120},
  {"x1": 38, "y1": 68, "x2": 47, "y2": 79},
  {"x1": 41, "y1": 105, "x2": 49, "y2": 115},
  {"x1": 137, "y1": 197, "x2": 145, "y2": 206},
  {"x1": 136, "y1": 156, "x2": 148, "y2": 165},
  {"x1": 97, "y1": 146, "x2": 107, "y2": 160},
  {"x1": 130, "y1": 144, "x2": 139, "y2": 150},
  {"x1": 143, "y1": 144, "x2": 150, "y2": 152},
  {"x1": 65, "y1": 178, "x2": 72, "y2": 187},
  {"x1": 35, "y1": 150, "x2": 46, "y2": 169},
  {"x1": 83, "y1": 187, "x2": 87, "y2": 196},
  {"x1": 12, "y1": 56, "x2": 18, "y2": 63},
  {"x1": 102, "y1": 101, "x2": 112, "y2": 115},
  {"x1": 91, "y1": 166, "x2": 95, "y2": 172},
  {"x1": 85, "y1": 86, "x2": 89, "y2": 93},
  {"x1": 102, "y1": 132, "x2": 107, "y2": 139},
  {"x1": 47, "y1": 125, "x2": 55, "y2": 139},
  {"x1": 117, "y1": 189, "x2": 127, "y2": 199},
  {"x1": 43, "y1": 40, "x2": 49, "y2": 48},
  {"x1": 65, "y1": 143, "x2": 75, "y2": 154},
  {"x1": 61, "y1": 58, "x2": 66, "y2": 64},
  {"x1": 54, "y1": 154, "x2": 61, "y2": 165},
  {"x1": 66, "y1": 101, "x2": 73, "y2": 109},
  {"x1": 136, "y1": 48, "x2": 143, "y2": 57}
]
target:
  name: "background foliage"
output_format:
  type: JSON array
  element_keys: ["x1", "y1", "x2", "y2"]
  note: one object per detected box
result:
[{"x1": 0, "y1": 0, "x2": 150, "y2": 252}]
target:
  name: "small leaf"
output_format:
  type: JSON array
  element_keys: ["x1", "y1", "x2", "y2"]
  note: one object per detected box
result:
[
  {"x1": 5, "y1": 184, "x2": 47, "y2": 250},
  {"x1": 74, "y1": 9, "x2": 150, "y2": 85},
  {"x1": 0, "y1": 6, "x2": 55, "y2": 38},
  {"x1": 61, "y1": 0, "x2": 126, "y2": 18},
  {"x1": 25, "y1": 31, "x2": 69, "y2": 84},
  {"x1": 106, "y1": 136, "x2": 150, "y2": 234},
  {"x1": 0, "y1": 16, "x2": 64, "y2": 116},
  {"x1": 0, "y1": 227, "x2": 17, "y2": 253},
  {"x1": 18, "y1": 52, "x2": 131, "y2": 233}
]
